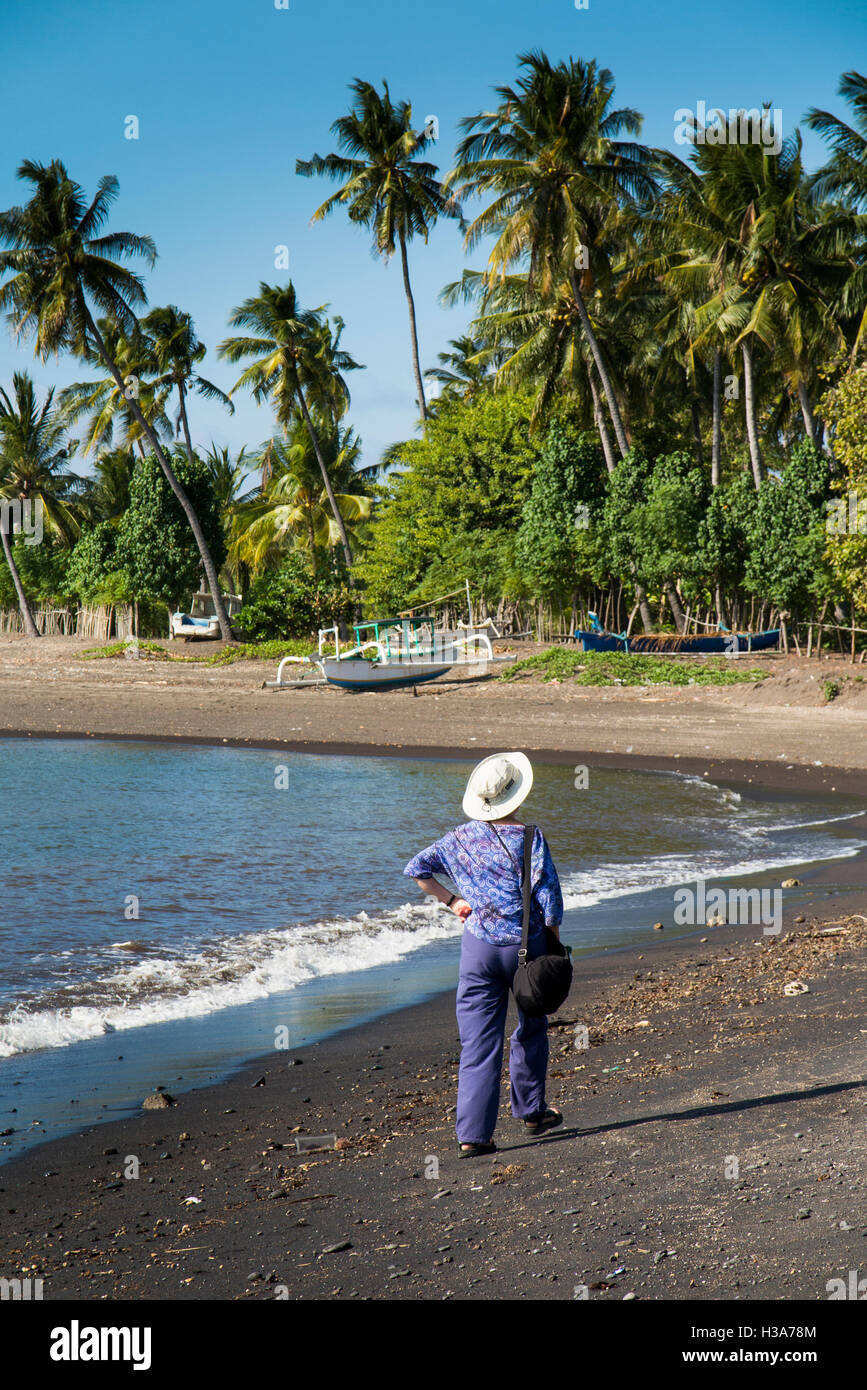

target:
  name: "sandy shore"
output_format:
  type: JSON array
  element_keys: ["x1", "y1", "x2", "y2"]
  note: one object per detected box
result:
[
  {"x1": 0, "y1": 858, "x2": 865, "y2": 1301},
  {"x1": 1, "y1": 635, "x2": 865, "y2": 1303},
  {"x1": 0, "y1": 636, "x2": 866, "y2": 795}
]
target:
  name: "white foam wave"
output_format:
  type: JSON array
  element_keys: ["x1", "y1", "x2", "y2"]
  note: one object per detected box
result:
[
  {"x1": 560, "y1": 840, "x2": 866, "y2": 911},
  {"x1": 0, "y1": 900, "x2": 461, "y2": 1058}
]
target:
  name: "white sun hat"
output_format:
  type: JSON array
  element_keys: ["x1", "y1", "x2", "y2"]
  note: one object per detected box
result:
[{"x1": 462, "y1": 751, "x2": 534, "y2": 821}]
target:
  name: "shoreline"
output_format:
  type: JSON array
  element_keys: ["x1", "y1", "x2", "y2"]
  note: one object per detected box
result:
[
  {"x1": 1, "y1": 861, "x2": 865, "y2": 1300},
  {"x1": 2, "y1": 644, "x2": 866, "y2": 1299},
  {"x1": 2, "y1": 725, "x2": 866, "y2": 798}
]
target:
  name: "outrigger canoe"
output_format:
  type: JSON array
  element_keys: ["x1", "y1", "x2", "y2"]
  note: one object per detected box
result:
[{"x1": 574, "y1": 627, "x2": 781, "y2": 654}]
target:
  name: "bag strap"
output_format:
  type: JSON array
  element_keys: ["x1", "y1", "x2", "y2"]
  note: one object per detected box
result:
[
  {"x1": 519, "y1": 824, "x2": 534, "y2": 962},
  {"x1": 484, "y1": 821, "x2": 535, "y2": 960}
]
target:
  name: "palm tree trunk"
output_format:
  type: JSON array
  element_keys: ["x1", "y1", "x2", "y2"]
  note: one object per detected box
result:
[
  {"x1": 177, "y1": 381, "x2": 195, "y2": 461},
  {"x1": 294, "y1": 380, "x2": 353, "y2": 571},
  {"x1": 664, "y1": 581, "x2": 686, "y2": 633},
  {"x1": 569, "y1": 267, "x2": 628, "y2": 458},
  {"x1": 797, "y1": 380, "x2": 816, "y2": 445},
  {"x1": 741, "y1": 340, "x2": 763, "y2": 489},
  {"x1": 0, "y1": 518, "x2": 39, "y2": 637},
  {"x1": 588, "y1": 367, "x2": 616, "y2": 474},
  {"x1": 711, "y1": 349, "x2": 722, "y2": 487},
  {"x1": 84, "y1": 311, "x2": 234, "y2": 641},
  {"x1": 306, "y1": 510, "x2": 317, "y2": 577},
  {"x1": 398, "y1": 230, "x2": 427, "y2": 425}
]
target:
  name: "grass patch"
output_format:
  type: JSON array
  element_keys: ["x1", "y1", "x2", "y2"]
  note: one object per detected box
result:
[
  {"x1": 195, "y1": 639, "x2": 315, "y2": 666},
  {"x1": 80, "y1": 640, "x2": 172, "y2": 661},
  {"x1": 500, "y1": 646, "x2": 770, "y2": 687}
]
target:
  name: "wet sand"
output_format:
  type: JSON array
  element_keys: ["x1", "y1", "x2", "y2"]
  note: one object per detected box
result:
[{"x1": 1, "y1": 635, "x2": 865, "y2": 1302}]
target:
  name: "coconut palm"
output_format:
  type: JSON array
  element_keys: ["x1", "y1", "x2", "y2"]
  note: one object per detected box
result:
[
  {"x1": 0, "y1": 371, "x2": 78, "y2": 636},
  {"x1": 297, "y1": 78, "x2": 461, "y2": 425},
  {"x1": 424, "y1": 335, "x2": 501, "y2": 402},
  {"x1": 446, "y1": 51, "x2": 659, "y2": 459},
  {"x1": 58, "y1": 316, "x2": 173, "y2": 459},
  {"x1": 141, "y1": 305, "x2": 234, "y2": 458},
  {"x1": 807, "y1": 72, "x2": 867, "y2": 210},
  {"x1": 70, "y1": 446, "x2": 137, "y2": 526},
  {"x1": 807, "y1": 72, "x2": 867, "y2": 360},
  {"x1": 0, "y1": 159, "x2": 234, "y2": 638},
  {"x1": 233, "y1": 424, "x2": 372, "y2": 575},
  {"x1": 218, "y1": 281, "x2": 363, "y2": 570}
]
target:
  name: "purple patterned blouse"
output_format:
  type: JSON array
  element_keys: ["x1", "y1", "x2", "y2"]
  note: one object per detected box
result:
[{"x1": 404, "y1": 820, "x2": 563, "y2": 945}]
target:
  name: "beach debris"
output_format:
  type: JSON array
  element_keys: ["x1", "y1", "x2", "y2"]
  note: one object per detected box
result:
[
  {"x1": 783, "y1": 980, "x2": 809, "y2": 996},
  {"x1": 796, "y1": 1208, "x2": 811, "y2": 1219},
  {"x1": 142, "y1": 1091, "x2": 174, "y2": 1110},
  {"x1": 781, "y1": 878, "x2": 801, "y2": 888},
  {"x1": 431, "y1": 1189, "x2": 452, "y2": 1200},
  {"x1": 321, "y1": 1241, "x2": 352, "y2": 1254},
  {"x1": 252, "y1": 1076, "x2": 266, "y2": 1087},
  {"x1": 706, "y1": 912, "x2": 726, "y2": 926},
  {"x1": 295, "y1": 1133, "x2": 337, "y2": 1153},
  {"x1": 794, "y1": 914, "x2": 806, "y2": 923},
  {"x1": 622, "y1": 1291, "x2": 636, "y2": 1300},
  {"x1": 653, "y1": 922, "x2": 664, "y2": 931},
  {"x1": 182, "y1": 1196, "x2": 202, "y2": 1205}
]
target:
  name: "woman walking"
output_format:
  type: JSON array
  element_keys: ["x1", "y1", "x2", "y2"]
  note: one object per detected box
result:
[{"x1": 404, "y1": 751, "x2": 564, "y2": 1157}]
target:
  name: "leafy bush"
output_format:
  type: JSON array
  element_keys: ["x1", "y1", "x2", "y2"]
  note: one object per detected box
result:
[{"x1": 234, "y1": 553, "x2": 355, "y2": 640}]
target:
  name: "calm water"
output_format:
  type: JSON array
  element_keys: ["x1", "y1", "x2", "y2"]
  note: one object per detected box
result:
[{"x1": 0, "y1": 738, "x2": 864, "y2": 1162}]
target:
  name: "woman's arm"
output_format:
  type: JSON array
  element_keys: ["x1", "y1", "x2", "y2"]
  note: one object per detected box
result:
[
  {"x1": 414, "y1": 877, "x2": 472, "y2": 922},
  {"x1": 533, "y1": 830, "x2": 564, "y2": 939}
]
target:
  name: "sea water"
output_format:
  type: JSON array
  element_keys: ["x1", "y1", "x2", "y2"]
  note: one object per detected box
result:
[{"x1": 0, "y1": 738, "x2": 864, "y2": 1161}]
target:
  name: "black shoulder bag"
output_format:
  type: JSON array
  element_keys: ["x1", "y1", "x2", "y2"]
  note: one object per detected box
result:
[{"x1": 490, "y1": 823, "x2": 572, "y2": 1017}]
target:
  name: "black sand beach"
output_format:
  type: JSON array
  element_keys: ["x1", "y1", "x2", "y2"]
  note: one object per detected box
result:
[{"x1": 2, "y1": 832, "x2": 864, "y2": 1303}]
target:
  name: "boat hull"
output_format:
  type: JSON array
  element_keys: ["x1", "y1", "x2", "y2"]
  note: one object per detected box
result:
[
  {"x1": 319, "y1": 657, "x2": 454, "y2": 691},
  {"x1": 574, "y1": 629, "x2": 780, "y2": 654}
]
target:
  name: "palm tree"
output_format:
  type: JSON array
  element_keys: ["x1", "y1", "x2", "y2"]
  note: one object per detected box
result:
[
  {"x1": 297, "y1": 78, "x2": 461, "y2": 426},
  {"x1": 74, "y1": 446, "x2": 137, "y2": 524},
  {"x1": 141, "y1": 305, "x2": 234, "y2": 458},
  {"x1": 0, "y1": 159, "x2": 235, "y2": 639},
  {"x1": 0, "y1": 371, "x2": 77, "y2": 636},
  {"x1": 807, "y1": 72, "x2": 867, "y2": 360},
  {"x1": 233, "y1": 425, "x2": 372, "y2": 576},
  {"x1": 807, "y1": 72, "x2": 867, "y2": 210},
  {"x1": 202, "y1": 443, "x2": 257, "y2": 597},
  {"x1": 218, "y1": 281, "x2": 362, "y2": 570},
  {"x1": 424, "y1": 335, "x2": 500, "y2": 401},
  {"x1": 58, "y1": 316, "x2": 173, "y2": 459},
  {"x1": 446, "y1": 51, "x2": 659, "y2": 459}
]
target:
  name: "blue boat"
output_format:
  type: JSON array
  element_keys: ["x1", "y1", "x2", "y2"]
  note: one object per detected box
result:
[{"x1": 574, "y1": 613, "x2": 780, "y2": 654}]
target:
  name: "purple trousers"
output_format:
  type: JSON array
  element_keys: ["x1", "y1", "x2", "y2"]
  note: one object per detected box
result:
[{"x1": 455, "y1": 927, "x2": 549, "y2": 1144}]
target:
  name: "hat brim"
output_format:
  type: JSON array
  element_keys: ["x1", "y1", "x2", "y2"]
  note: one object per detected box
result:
[{"x1": 462, "y1": 751, "x2": 534, "y2": 821}]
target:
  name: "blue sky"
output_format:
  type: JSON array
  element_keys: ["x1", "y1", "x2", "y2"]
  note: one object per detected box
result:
[{"x1": 1, "y1": 0, "x2": 864, "y2": 474}]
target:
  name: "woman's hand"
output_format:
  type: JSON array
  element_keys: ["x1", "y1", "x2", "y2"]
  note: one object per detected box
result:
[{"x1": 451, "y1": 898, "x2": 472, "y2": 922}]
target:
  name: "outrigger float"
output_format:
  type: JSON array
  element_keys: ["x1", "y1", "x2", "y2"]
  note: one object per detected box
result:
[{"x1": 265, "y1": 613, "x2": 515, "y2": 693}]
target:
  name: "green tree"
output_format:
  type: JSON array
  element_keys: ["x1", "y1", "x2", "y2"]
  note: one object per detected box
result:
[
  {"x1": 357, "y1": 390, "x2": 541, "y2": 613},
  {"x1": 0, "y1": 371, "x2": 78, "y2": 635},
  {"x1": 117, "y1": 451, "x2": 225, "y2": 610},
  {"x1": 219, "y1": 282, "x2": 362, "y2": 571},
  {"x1": 297, "y1": 79, "x2": 460, "y2": 425},
  {"x1": 141, "y1": 305, "x2": 233, "y2": 458},
  {"x1": 0, "y1": 160, "x2": 234, "y2": 638},
  {"x1": 447, "y1": 52, "x2": 658, "y2": 458}
]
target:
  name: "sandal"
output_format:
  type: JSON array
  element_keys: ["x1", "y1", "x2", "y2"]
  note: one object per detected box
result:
[
  {"x1": 523, "y1": 1107, "x2": 563, "y2": 1136},
  {"x1": 458, "y1": 1141, "x2": 497, "y2": 1158}
]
